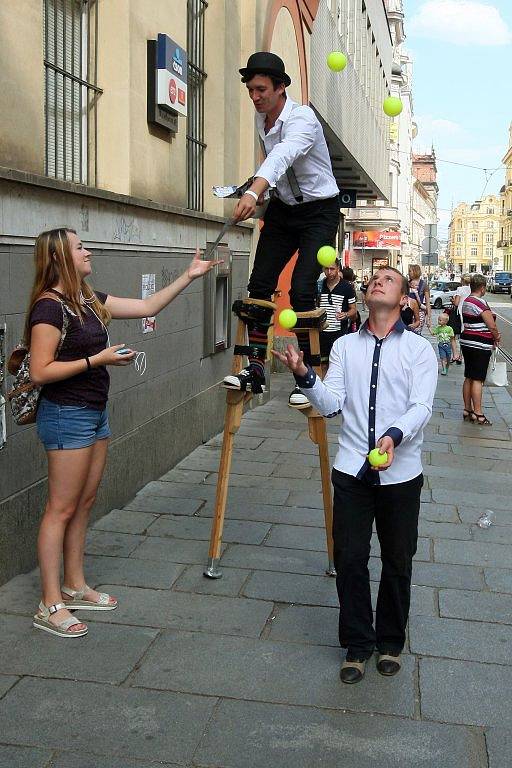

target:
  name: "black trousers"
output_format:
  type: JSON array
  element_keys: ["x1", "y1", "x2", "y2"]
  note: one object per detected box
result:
[
  {"x1": 247, "y1": 196, "x2": 340, "y2": 311},
  {"x1": 332, "y1": 469, "x2": 423, "y2": 659}
]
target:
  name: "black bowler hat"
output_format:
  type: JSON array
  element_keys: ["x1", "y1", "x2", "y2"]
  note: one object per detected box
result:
[{"x1": 239, "y1": 51, "x2": 291, "y2": 86}]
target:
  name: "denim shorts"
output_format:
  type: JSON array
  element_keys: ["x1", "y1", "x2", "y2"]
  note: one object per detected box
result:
[
  {"x1": 36, "y1": 397, "x2": 111, "y2": 450},
  {"x1": 438, "y1": 342, "x2": 452, "y2": 361}
]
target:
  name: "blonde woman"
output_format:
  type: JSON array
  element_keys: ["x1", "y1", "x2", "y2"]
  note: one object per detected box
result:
[{"x1": 27, "y1": 228, "x2": 217, "y2": 637}]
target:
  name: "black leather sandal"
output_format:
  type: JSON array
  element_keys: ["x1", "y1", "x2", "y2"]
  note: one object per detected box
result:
[{"x1": 472, "y1": 413, "x2": 492, "y2": 426}]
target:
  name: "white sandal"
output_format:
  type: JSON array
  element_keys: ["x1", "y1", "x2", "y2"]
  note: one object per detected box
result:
[
  {"x1": 33, "y1": 601, "x2": 88, "y2": 638},
  {"x1": 62, "y1": 584, "x2": 118, "y2": 611}
]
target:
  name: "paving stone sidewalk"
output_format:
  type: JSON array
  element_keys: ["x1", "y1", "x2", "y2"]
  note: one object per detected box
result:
[{"x1": 1, "y1": 356, "x2": 512, "y2": 767}]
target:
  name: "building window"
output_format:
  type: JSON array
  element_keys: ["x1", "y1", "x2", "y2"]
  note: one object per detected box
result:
[
  {"x1": 486, "y1": 233, "x2": 493, "y2": 243},
  {"x1": 471, "y1": 247, "x2": 478, "y2": 256},
  {"x1": 471, "y1": 234, "x2": 478, "y2": 243},
  {"x1": 43, "y1": 0, "x2": 101, "y2": 185},
  {"x1": 472, "y1": 220, "x2": 478, "y2": 229},
  {"x1": 487, "y1": 208, "x2": 494, "y2": 214},
  {"x1": 487, "y1": 221, "x2": 494, "y2": 228},
  {"x1": 486, "y1": 247, "x2": 493, "y2": 257},
  {"x1": 187, "y1": 0, "x2": 208, "y2": 211},
  {"x1": 456, "y1": 234, "x2": 462, "y2": 243},
  {"x1": 456, "y1": 248, "x2": 461, "y2": 257}
]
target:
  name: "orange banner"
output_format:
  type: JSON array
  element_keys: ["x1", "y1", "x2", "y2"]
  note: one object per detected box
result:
[{"x1": 353, "y1": 230, "x2": 401, "y2": 249}]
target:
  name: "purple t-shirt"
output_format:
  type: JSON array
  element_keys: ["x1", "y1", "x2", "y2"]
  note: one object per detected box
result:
[{"x1": 29, "y1": 290, "x2": 110, "y2": 410}]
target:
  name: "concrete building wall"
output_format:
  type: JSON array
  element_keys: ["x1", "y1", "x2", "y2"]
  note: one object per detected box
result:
[
  {"x1": 0, "y1": 169, "x2": 252, "y2": 583},
  {"x1": 0, "y1": 0, "x2": 45, "y2": 176}
]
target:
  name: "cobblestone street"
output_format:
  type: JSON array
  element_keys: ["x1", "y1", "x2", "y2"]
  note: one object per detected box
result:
[{"x1": 0, "y1": 359, "x2": 511, "y2": 767}]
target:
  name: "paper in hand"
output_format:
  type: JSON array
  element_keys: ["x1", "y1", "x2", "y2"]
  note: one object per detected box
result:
[{"x1": 212, "y1": 178, "x2": 273, "y2": 201}]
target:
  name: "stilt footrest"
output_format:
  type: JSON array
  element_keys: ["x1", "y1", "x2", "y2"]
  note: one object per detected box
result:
[
  {"x1": 294, "y1": 308, "x2": 327, "y2": 330},
  {"x1": 232, "y1": 298, "x2": 277, "y2": 324}
]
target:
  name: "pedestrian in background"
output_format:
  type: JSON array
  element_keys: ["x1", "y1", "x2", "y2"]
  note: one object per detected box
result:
[
  {"x1": 431, "y1": 312, "x2": 457, "y2": 375},
  {"x1": 450, "y1": 273, "x2": 471, "y2": 364},
  {"x1": 408, "y1": 264, "x2": 432, "y2": 334},
  {"x1": 341, "y1": 266, "x2": 361, "y2": 332},
  {"x1": 360, "y1": 274, "x2": 369, "y2": 311},
  {"x1": 400, "y1": 289, "x2": 420, "y2": 331},
  {"x1": 460, "y1": 274, "x2": 500, "y2": 425},
  {"x1": 317, "y1": 259, "x2": 356, "y2": 373}
]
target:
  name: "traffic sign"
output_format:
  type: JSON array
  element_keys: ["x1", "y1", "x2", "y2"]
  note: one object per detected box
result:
[
  {"x1": 421, "y1": 236, "x2": 439, "y2": 254},
  {"x1": 421, "y1": 253, "x2": 438, "y2": 266}
]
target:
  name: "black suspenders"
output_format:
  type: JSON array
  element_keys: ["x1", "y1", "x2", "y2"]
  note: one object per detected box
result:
[{"x1": 259, "y1": 113, "x2": 303, "y2": 203}]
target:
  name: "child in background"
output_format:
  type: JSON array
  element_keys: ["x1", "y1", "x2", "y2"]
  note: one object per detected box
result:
[{"x1": 432, "y1": 313, "x2": 457, "y2": 375}]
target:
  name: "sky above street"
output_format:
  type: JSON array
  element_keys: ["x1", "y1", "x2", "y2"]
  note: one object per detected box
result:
[{"x1": 404, "y1": 0, "x2": 511, "y2": 238}]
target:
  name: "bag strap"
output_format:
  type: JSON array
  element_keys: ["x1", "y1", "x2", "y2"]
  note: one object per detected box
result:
[
  {"x1": 258, "y1": 116, "x2": 303, "y2": 203},
  {"x1": 56, "y1": 299, "x2": 70, "y2": 355}
]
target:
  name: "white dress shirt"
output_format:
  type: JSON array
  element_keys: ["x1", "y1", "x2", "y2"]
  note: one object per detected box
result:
[
  {"x1": 255, "y1": 97, "x2": 339, "y2": 206},
  {"x1": 296, "y1": 320, "x2": 438, "y2": 485}
]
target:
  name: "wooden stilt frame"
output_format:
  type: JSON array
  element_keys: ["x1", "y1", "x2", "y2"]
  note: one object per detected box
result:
[
  {"x1": 291, "y1": 309, "x2": 335, "y2": 576},
  {"x1": 204, "y1": 302, "x2": 336, "y2": 579}
]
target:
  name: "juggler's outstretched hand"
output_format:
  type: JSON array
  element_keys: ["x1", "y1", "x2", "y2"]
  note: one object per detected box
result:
[
  {"x1": 187, "y1": 248, "x2": 222, "y2": 280},
  {"x1": 272, "y1": 344, "x2": 308, "y2": 377}
]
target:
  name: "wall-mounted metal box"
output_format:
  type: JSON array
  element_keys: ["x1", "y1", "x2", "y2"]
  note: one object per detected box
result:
[{"x1": 203, "y1": 244, "x2": 232, "y2": 356}]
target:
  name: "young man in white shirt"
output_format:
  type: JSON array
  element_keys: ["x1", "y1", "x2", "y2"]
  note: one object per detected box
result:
[
  {"x1": 273, "y1": 267, "x2": 438, "y2": 684},
  {"x1": 223, "y1": 52, "x2": 340, "y2": 406}
]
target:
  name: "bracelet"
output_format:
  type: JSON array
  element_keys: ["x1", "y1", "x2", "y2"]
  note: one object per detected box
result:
[
  {"x1": 243, "y1": 190, "x2": 259, "y2": 202},
  {"x1": 85, "y1": 356, "x2": 91, "y2": 371}
]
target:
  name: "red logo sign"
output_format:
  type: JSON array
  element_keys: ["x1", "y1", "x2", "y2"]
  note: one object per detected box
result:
[
  {"x1": 178, "y1": 88, "x2": 186, "y2": 106},
  {"x1": 353, "y1": 230, "x2": 401, "y2": 249},
  {"x1": 169, "y1": 79, "x2": 177, "y2": 104}
]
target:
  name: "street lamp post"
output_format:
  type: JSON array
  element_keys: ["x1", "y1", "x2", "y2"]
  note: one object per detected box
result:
[{"x1": 360, "y1": 234, "x2": 368, "y2": 277}]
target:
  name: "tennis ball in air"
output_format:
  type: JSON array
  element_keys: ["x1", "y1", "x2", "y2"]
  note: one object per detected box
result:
[
  {"x1": 317, "y1": 245, "x2": 337, "y2": 267},
  {"x1": 279, "y1": 309, "x2": 298, "y2": 330},
  {"x1": 368, "y1": 448, "x2": 388, "y2": 467},
  {"x1": 383, "y1": 97, "x2": 403, "y2": 117},
  {"x1": 327, "y1": 51, "x2": 347, "y2": 72}
]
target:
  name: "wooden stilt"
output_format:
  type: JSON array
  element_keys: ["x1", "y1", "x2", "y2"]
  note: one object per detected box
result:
[
  {"x1": 204, "y1": 302, "x2": 336, "y2": 579},
  {"x1": 204, "y1": 299, "x2": 275, "y2": 578},
  {"x1": 292, "y1": 309, "x2": 336, "y2": 576}
]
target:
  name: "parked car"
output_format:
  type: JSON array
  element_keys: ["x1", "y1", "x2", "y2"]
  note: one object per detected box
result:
[
  {"x1": 489, "y1": 271, "x2": 512, "y2": 294},
  {"x1": 429, "y1": 281, "x2": 461, "y2": 309}
]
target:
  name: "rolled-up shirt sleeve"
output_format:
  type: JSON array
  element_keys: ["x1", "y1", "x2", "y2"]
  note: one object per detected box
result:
[
  {"x1": 255, "y1": 108, "x2": 317, "y2": 189},
  {"x1": 388, "y1": 342, "x2": 438, "y2": 442},
  {"x1": 294, "y1": 339, "x2": 346, "y2": 418}
]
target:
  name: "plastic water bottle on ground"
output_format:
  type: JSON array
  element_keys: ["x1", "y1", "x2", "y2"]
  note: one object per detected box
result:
[{"x1": 477, "y1": 510, "x2": 495, "y2": 529}]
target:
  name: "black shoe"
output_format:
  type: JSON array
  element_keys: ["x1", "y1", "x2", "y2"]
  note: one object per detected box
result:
[
  {"x1": 339, "y1": 658, "x2": 366, "y2": 684},
  {"x1": 376, "y1": 653, "x2": 401, "y2": 676},
  {"x1": 223, "y1": 366, "x2": 266, "y2": 394}
]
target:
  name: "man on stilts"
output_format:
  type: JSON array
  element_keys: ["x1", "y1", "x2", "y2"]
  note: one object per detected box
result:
[{"x1": 222, "y1": 52, "x2": 340, "y2": 407}]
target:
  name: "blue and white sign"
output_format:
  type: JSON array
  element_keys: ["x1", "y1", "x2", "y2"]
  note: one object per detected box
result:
[{"x1": 156, "y1": 33, "x2": 187, "y2": 117}]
